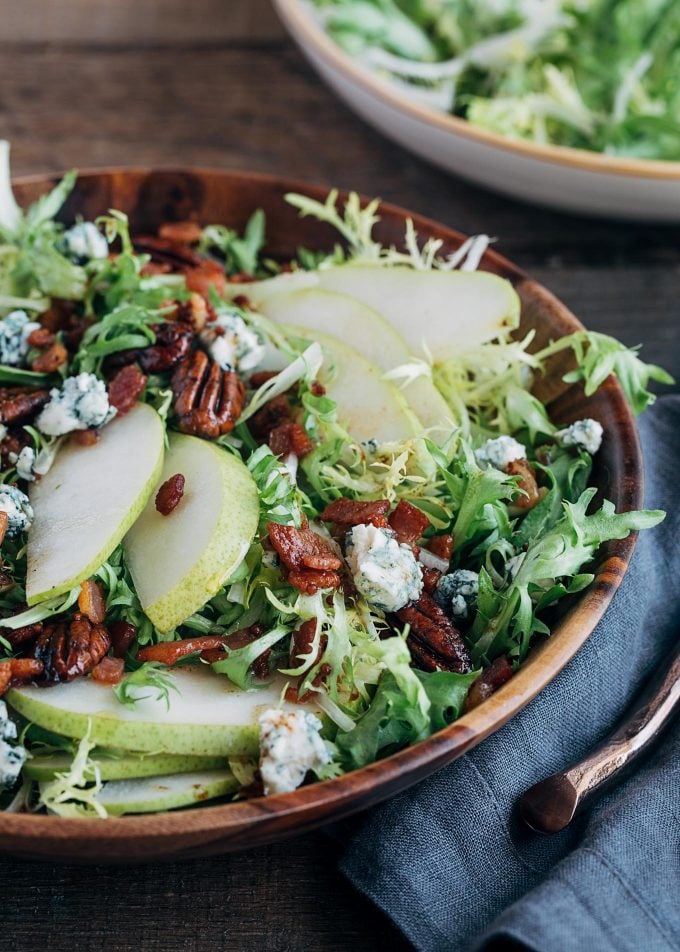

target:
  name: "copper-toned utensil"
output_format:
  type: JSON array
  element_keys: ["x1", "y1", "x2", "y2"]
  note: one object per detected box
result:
[{"x1": 520, "y1": 642, "x2": 680, "y2": 834}]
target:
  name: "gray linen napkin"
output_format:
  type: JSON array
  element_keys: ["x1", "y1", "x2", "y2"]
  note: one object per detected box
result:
[{"x1": 339, "y1": 396, "x2": 680, "y2": 952}]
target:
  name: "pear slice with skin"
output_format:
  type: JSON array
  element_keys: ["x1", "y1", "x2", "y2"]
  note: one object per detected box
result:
[
  {"x1": 8, "y1": 667, "x2": 305, "y2": 757},
  {"x1": 124, "y1": 434, "x2": 259, "y2": 633},
  {"x1": 24, "y1": 749, "x2": 226, "y2": 782},
  {"x1": 259, "y1": 288, "x2": 452, "y2": 433},
  {"x1": 39, "y1": 770, "x2": 238, "y2": 816},
  {"x1": 26, "y1": 403, "x2": 165, "y2": 605}
]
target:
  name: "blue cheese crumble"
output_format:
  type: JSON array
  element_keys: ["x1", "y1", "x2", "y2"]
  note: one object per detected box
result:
[
  {"x1": 434, "y1": 569, "x2": 479, "y2": 621},
  {"x1": 0, "y1": 310, "x2": 40, "y2": 367},
  {"x1": 62, "y1": 221, "x2": 109, "y2": 262},
  {"x1": 475, "y1": 435, "x2": 526, "y2": 471},
  {"x1": 346, "y1": 523, "x2": 423, "y2": 613},
  {"x1": 555, "y1": 418, "x2": 603, "y2": 455},
  {"x1": 258, "y1": 708, "x2": 330, "y2": 796},
  {"x1": 200, "y1": 309, "x2": 265, "y2": 373},
  {"x1": 36, "y1": 373, "x2": 115, "y2": 436},
  {"x1": 0, "y1": 484, "x2": 33, "y2": 536},
  {"x1": 0, "y1": 700, "x2": 27, "y2": 789}
]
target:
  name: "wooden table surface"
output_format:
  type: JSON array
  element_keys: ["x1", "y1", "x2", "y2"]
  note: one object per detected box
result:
[{"x1": 1, "y1": 3, "x2": 679, "y2": 950}]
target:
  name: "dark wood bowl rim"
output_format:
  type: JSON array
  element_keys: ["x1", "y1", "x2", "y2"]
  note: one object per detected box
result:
[{"x1": 0, "y1": 167, "x2": 641, "y2": 853}]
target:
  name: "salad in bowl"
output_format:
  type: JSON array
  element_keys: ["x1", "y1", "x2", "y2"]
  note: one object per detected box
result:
[{"x1": 0, "y1": 144, "x2": 668, "y2": 818}]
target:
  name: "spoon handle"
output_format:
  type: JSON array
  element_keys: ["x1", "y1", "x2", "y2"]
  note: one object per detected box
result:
[{"x1": 519, "y1": 642, "x2": 680, "y2": 834}]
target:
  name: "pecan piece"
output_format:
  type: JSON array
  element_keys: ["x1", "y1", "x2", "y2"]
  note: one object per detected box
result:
[
  {"x1": 109, "y1": 322, "x2": 193, "y2": 375},
  {"x1": 107, "y1": 364, "x2": 148, "y2": 415},
  {"x1": 31, "y1": 341, "x2": 68, "y2": 374},
  {"x1": 171, "y1": 351, "x2": 245, "y2": 439},
  {"x1": 155, "y1": 474, "x2": 185, "y2": 515},
  {"x1": 398, "y1": 592, "x2": 471, "y2": 674},
  {"x1": 184, "y1": 259, "x2": 228, "y2": 298},
  {"x1": 27, "y1": 327, "x2": 55, "y2": 348},
  {"x1": 506, "y1": 459, "x2": 540, "y2": 511},
  {"x1": 389, "y1": 500, "x2": 429, "y2": 547},
  {"x1": 321, "y1": 498, "x2": 390, "y2": 529},
  {"x1": 420, "y1": 565, "x2": 442, "y2": 595},
  {"x1": 0, "y1": 387, "x2": 50, "y2": 426},
  {"x1": 1, "y1": 620, "x2": 43, "y2": 650},
  {"x1": 464, "y1": 656, "x2": 514, "y2": 712},
  {"x1": 32, "y1": 614, "x2": 111, "y2": 683},
  {"x1": 108, "y1": 620, "x2": 137, "y2": 658},
  {"x1": 176, "y1": 292, "x2": 209, "y2": 333},
  {"x1": 132, "y1": 234, "x2": 203, "y2": 268}
]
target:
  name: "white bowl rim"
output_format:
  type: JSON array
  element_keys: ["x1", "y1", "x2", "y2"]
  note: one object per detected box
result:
[{"x1": 276, "y1": 0, "x2": 680, "y2": 182}]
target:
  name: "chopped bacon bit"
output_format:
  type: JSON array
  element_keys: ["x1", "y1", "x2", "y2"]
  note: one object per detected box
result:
[
  {"x1": 184, "y1": 259, "x2": 228, "y2": 298},
  {"x1": 155, "y1": 473, "x2": 185, "y2": 515},
  {"x1": 268, "y1": 421, "x2": 313, "y2": 459},
  {"x1": 0, "y1": 511, "x2": 8, "y2": 547},
  {"x1": 78, "y1": 580, "x2": 106, "y2": 625},
  {"x1": 427, "y1": 533, "x2": 454, "y2": 562},
  {"x1": 287, "y1": 568, "x2": 342, "y2": 595},
  {"x1": 310, "y1": 380, "x2": 326, "y2": 397},
  {"x1": 249, "y1": 394, "x2": 291, "y2": 441},
  {"x1": 421, "y1": 565, "x2": 442, "y2": 595},
  {"x1": 108, "y1": 364, "x2": 148, "y2": 415},
  {"x1": 137, "y1": 635, "x2": 228, "y2": 666},
  {"x1": 506, "y1": 459, "x2": 541, "y2": 511},
  {"x1": 27, "y1": 327, "x2": 55, "y2": 348},
  {"x1": 0, "y1": 657, "x2": 44, "y2": 695},
  {"x1": 133, "y1": 234, "x2": 202, "y2": 267},
  {"x1": 108, "y1": 620, "x2": 137, "y2": 658},
  {"x1": 91, "y1": 656, "x2": 125, "y2": 684},
  {"x1": 289, "y1": 618, "x2": 326, "y2": 669},
  {"x1": 389, "y1": 500, "x2": 430, "y2": 547},
  {"x1": 31, "y1": 341, "x2": 68, "y2": 374},
  {"x1": 70, "y1": 429, "x2": 100, "y2": 447},
  {"x1": 321, "y1": 498, "x2": 390, "y2": 529},
  {"x1": 268, "y1": 521, "x2": 342, "y2": 594},
  {"x1": 464, "y1": 656, "x2": 514, "y2": 712},
  {"x1": 158, "y1": 220, "x2": 202, "y2": 244},
  {"x1": 249, "y1": 370, "x2": 279, "y2": 388}
]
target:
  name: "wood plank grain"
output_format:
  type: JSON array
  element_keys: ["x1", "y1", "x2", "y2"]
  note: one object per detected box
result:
[{"x1": 1, "y1": 0, "x2": 283, "y2": 45}]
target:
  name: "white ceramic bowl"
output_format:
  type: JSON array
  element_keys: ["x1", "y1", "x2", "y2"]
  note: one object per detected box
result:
[{"x1": 275, "y1": 0, "x2": 680, "y2": 221}]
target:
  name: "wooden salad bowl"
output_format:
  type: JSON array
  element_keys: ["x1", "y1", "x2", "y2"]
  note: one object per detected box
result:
[{"x1": 0, "y1": 169, "x2": 641, "y2": 863}]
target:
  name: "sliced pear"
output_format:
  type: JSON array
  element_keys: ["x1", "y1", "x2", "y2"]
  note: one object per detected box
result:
[
  {"x1": 259, "y1": 288, "x2": 452, "y2": 433},
  {"x1": 26, "y1": 403, "x2": 165, "y2": 605},
  {"x1": 315, "y1": 264, "x2": 520, "y2": 359},
  {"x1": 24, "y1": 749, "x2": 225, "y2": 782},
  {"x1": 285, "y1": 325, "x2": 420, "y2": 443},
  {"x1": 124, "y1": 434, "x2": 258, "y2": 633},
  {"x1": 8, "y1": 667, "x2": 304, "y2": 757},
  {"x1": 39, "y1": 770, "x2": 238, "y2": 816},
  {"x1": 227, "y1": 269, "x2": 319, "y2": 305}
]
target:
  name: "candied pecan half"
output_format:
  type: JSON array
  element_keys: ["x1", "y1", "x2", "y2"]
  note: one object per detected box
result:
[
  {"x1": 464, "y1": 656, "x2": 514, "y2": 712},
  {"x1": 107, "y1": 364, "x2": 148, "y2": 415},
  {"x1": 398, "y1": 592, "x2": 471, "y2": 674},
  {"x1": 108, "y1": 620, "x2": 137, "y2": 658},
  {"x1": 78, "y1": 580, "x2": 106, "y2": 625},
  {"x1": 172, "y1": 351, "x2": 245, "y2": 439},
  {"x1": 389, "y1": 500, "x2": 429, "y2": 548},
  {"x1": 0, "y1": 387, "x2": 50, "y2": 426},
  {"x1": 158, "y1": 221, "x2": 202, "y2": 244},
  {"x1": 91, "y1": 656, "x2": 125, "y2": 684},
  {"x1": 0, "y1": 658, "x2": 44, "y2": 695},
  {"x1": 1, "y1": 620, "x2": 43, "y2": 650},
  {"x1": 427, "y1": 534, "x2": 454, "y2": 562},
  {"x1": 32, "y1": 614, "x2": 111, "y2": 683},
  {"x1": 31, "y1": 341, "x2": 68, "y2": 374},
  {"x1": 268, "y1": 421, "x2": 313, "y2": 459},
  {"x1": 268, "y1": 522, "x2": 342, "y2": 594},
  {"x1": 321, "y1": 498, "x2": 390, "y2": 529},
  {"x1": 109, "y1": 322, "x2": 193, "y2": 375},
  {"x1": 155, "y1": 474, "x2": 185, "y2": 515},
  {"x1": 506, "y1": 459, "x2": 540, "y2": 511}
]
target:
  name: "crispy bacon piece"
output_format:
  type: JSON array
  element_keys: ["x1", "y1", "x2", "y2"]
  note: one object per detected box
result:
[
  {"x1": 137, "y1": 635, "x2": 228, "y2": 666},
  {"x1": 398, "y1": 592, "x2": 471, "y2": 674},
  {"x1": 107, "y1": 364, "x2": 148, "y2": 415},
  {"x1": 133, "y1": 234, "x2": 203, "y2": 268},
  {"x1": 268, "y1": 421, "x2": 313, "y2": 459},
  {"x1": 78, "y1": 580, "x2": 106, "y2": 625},
  {"x1": 267, "y1": 522, "x2": 342, "y2": 594},
  {"x1": 32, "y1": 614, "x2": 110, "y2": 683},
  {"x1": 171, "y1": 351, "x2": 245, "y2": 439},
  {"x1": 91, "y1": 656, "x2": 125, "y2": 684},
  {"x1": 155, "y1": 473, "x2": 185, "y2": 515},
  {"x1": 427, "y1": 534, "x2": 454, "y2": 562},
  {"x1": 464, "y1": 656, "x2": 514, "y2": 712},
  {"x1": 0, "y1": 387, "x2": 50, "y2": 426},
  {"x1": 506, "y1": 459, "x2": 541, "y2": 511},
  {"x1": 184, "y1": 259, "x2": 228, "y2": 298},
  {"x1": 389, "y1": 500, "x2": 429, "y2": 547},
  {"x1": 320, "y1": 498, "x2": 390, "y2": 529},
  {"x1": 0, "y1": 658, "x2": 44, "y2": 695},
  {"x1": 289, "y1": 618, "x2": 326, "y2": 670},
  {"x1": 31, "y1": 341, "x2": 68, "y2": 374},
  {"x1": 108, "y1": 620, "x2": 137, "y2": 658},
  {"x1": 27, "y1": 327, "x2": 55, "y2": 349},
  {"x1": 420, "y1": 565, "x2": 442, "y2": 595},
  {"x1": 158, "y1": 221, "x2": 202, "y2": 244},
  {"x1": 249, "y1": 394, "x2": 291, "y2": 441}
]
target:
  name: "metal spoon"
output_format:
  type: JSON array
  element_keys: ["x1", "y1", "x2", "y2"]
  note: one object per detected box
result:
[{"x1": 519, "y1": 641, "x2": 680, "y2": 834}]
